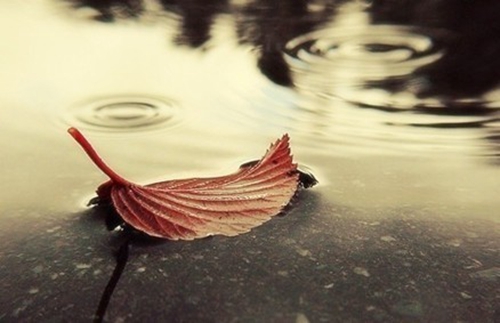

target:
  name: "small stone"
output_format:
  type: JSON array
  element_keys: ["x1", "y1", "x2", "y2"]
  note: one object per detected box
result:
[
  {"x1": 136, "y1": 267, "x2": 146, "y2": 273},
  {"x1": 46, "y1": 226, "x2": 61, "y2": 233},
  {"x1": 324, "y1": 283, "x2": 334, "y2": 289},
  {"x1": 353, "y1": 267, "x2": 370, "y2": 277},
  {"x1": 172, "y1": 253, "x2": 183, "y2": 259},
  {"x1": 277, "y1": 270, "x2": 289, "y2": 277},
  {"x1": 296, "y1": 313, "x2": 310, "y2": 323},
  {"x1": 296, "y1": 248, "x2": 312, "y2": 257},
  {"x1": 28, "y1": 288, "x2": 39, "y2": 294},
  {"x1": 75, "y1": 263, "x2": 91, "y2": 269},
  {"x1": 380, "y1": 236, "x2": 396, "y2": 242},
  {"x1": 446, "y1": 239, "x2": 461, "y2": 247},
  {"x1": 460, "y1": 292, "x2": 472, "y2": 299}
]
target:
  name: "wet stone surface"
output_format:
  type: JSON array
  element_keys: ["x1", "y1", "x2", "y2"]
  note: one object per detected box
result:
[
  {"x1": 1, "y1": 0, "x2": 500, "y2": 322},
  {"x1": 1, "y1": 190, "x2": 498, "y2": 322}
]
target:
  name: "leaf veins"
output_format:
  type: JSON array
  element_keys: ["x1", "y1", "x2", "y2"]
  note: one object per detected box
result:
[{"x1": 68, "y1": 128, "x2": 316, "y2": 240}]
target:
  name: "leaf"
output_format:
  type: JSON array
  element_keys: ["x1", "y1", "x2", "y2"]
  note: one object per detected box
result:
[{"x1": 68, "y1": 127, "x2": 317, "y2": 240}]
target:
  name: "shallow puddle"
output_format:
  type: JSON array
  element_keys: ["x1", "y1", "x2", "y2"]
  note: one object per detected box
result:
[{"x1": 1, "y1": 0, "x2": 499, "y2": 322}]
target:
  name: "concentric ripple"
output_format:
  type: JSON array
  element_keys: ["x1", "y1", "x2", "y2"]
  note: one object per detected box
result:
[
  {"x1": 212, "y1": 24, "x2": 500, "y2": 158},
  {"x1": 287, "y1": 25, "x2": 442, "y2": 76},
  {"x1": 66, "y1": 95, "x2": 181, "y2": 132},
  {"x1": 284, "y1": 25, "x2": 447, "y2": 110}
]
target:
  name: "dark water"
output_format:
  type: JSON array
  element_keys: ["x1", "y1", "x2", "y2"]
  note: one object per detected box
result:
[{"x1": 1, "y1": 0, "x2": 499, "y2": 322}]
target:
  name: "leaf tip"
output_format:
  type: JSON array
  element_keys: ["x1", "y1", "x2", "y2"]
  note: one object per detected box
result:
[{"x1": 280, "y1": 133, "x2": 291, "y2": 143}]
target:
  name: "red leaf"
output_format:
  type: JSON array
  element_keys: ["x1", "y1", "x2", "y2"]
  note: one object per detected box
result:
[{"x1": 68, "y1": 128, "x2": 316, "y2": 240}]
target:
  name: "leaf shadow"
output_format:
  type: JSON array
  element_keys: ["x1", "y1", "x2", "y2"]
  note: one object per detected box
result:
[
  {"x1": 77, "y1": 186, "x2": 321, "y2": 322},
  {"x1": 79, "y1": 204, "x2": 171, "y2": 322},
  {"x1": 83, "y1": 204, "x2": 167, "y2": 246}
]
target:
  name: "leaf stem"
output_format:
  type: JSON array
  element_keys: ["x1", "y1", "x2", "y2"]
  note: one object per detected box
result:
[{"x1": 68, "y1": 127, "x2": 130, "y2": 186}]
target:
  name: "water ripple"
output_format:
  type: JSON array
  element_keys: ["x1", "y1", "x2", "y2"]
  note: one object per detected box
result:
[
  {"x1": 277, "y1": 24, "x2": 500, "y2": 158},
  {"x1": 64, "y1": 95, "x2": 182, "y2": 132},
  {"x1": 287, "y1": 25, "x2": 443, "y2": 76},
  {"x1": 284, "y1": 25, "x2": 451, "y2": 111}
]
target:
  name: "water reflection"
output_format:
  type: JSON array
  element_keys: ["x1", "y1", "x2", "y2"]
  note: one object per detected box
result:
[
  {"x1": 370, "y1": 0, "x2": 500, "y2": 98},
  {"x1": 58, "y1": 0, "x2": 500, "y2": 158},
  {"x1": 236, "y1": 0, "x2": 332, "y2": 86},
  {"x1": 68, "y1": 0, "x2": 145, "y2": 22},
  {"x1": 67, "y1": 0, "x2": 500, "y2": 103},
  {"x1": 284, "y1": 1, "x2": 500, "y2": 114},
  {"x1": 2, "y1": 1, "x2": 500, "y2": 322},
  {"x1": 285, "y1": 24, "x2": 446, "y2": 110},
  {"x1": 167, "y1": 0, "x2": 229, "y2": 47}
]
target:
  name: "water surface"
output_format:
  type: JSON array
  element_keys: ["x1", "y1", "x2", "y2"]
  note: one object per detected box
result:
[{"x1": 1, "y1": 1, "x2": 499, "y2": 322}]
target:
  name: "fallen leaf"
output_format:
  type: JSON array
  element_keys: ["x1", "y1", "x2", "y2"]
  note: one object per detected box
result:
[{"x1": 68, "y1": 128, "x2": 317, "y2": 240}]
